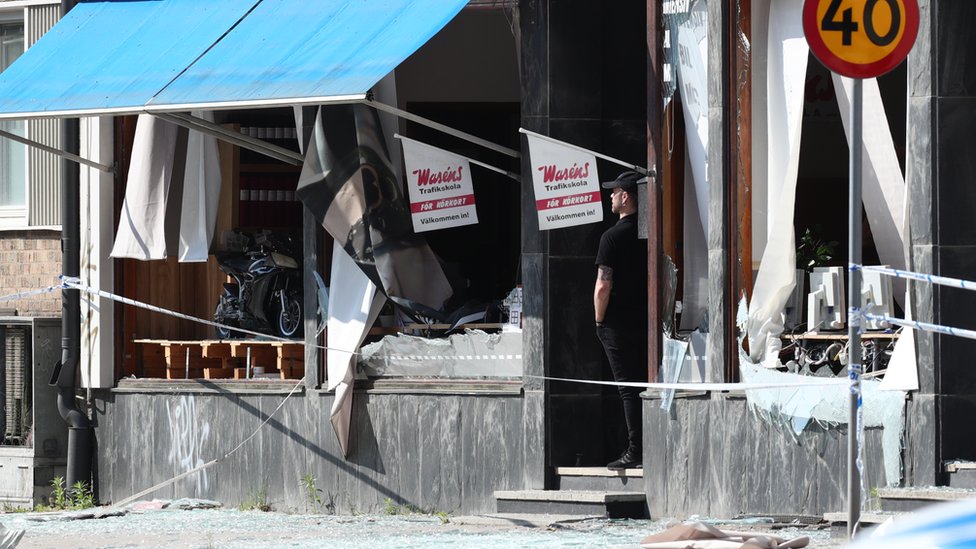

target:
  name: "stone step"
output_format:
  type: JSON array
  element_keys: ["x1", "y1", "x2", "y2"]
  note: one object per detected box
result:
[
  {"x1": 946, "y1": 461, "x2": 976, "y2": 490},
  {"x1": 878, "y1": 486, "x2": 976, "y2": 512},
  {"x1": 494, "y1": 489, "x2": 647, "y2": 519},
  {"x1": 823, "y1": 511, "x2": 901, "y2": 539},
  {"x1": 554, "y1": 466, "x2": 644, "y2": 492},
  {"x1": 450, "y1": 513, "x2": 603, "y2": 528}
]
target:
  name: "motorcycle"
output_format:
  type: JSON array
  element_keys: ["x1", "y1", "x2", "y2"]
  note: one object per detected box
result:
[{"x1": 213, "y1": 230, "x2": 303, "y2": 339}]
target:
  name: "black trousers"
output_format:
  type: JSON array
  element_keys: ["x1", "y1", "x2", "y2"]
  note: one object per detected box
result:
[{"x1": 597, "y1": 321, "x2": 647, "y2": 454}]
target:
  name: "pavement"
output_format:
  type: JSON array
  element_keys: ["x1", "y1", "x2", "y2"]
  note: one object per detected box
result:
[{"x1": 0, "y1": 503, "x2": 848, "y2": 549}]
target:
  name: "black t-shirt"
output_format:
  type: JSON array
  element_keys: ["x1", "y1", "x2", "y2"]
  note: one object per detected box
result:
[{"x1": 595, "y1": 215, "x2": 648, "y2": 325}]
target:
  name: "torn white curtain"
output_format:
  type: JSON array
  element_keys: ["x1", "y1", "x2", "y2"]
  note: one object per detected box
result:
[
  {"x1": 746, "y1": 0, "x2": 807, "y2": 362},
  {"x1": 179, "y1": 111, "x2": 223, "y2": 262},
  {"x1": 110, "y1": 113, "x2": 221, "y2": 261},
  {"x1": 675, "y1": 0, "x2": 710, "y2": 232},
  {"x1": 831, "y1": 74, "x2": 908, "y2": 307},
  {"x1": 110, "y1": 114, "x2": 180, "y2": 260},
  {"x1": 327, "y1": 240, "x2": 385, "y2": 457}
]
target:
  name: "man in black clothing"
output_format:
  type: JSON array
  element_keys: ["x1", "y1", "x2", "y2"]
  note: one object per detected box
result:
[{"x1": 594, "y1": 170, "x2": 648, "y2": 470}]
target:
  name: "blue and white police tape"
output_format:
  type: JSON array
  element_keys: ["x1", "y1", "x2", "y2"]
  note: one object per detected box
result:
[
  {"x1": 864, "y1": 312, "x2": 976, "y2": 342},
  {"x1": 526, "y1": 374, "x2": 849, "y2": 391},
  {"x1": 62, "y1": 276, "x2": 303, "y2": 344},
  {"x1": 854, "y1": 264, "x2": 976, "y2": 292},
  {"x1": 0, "y1": 283, "x2": 63, "y2": 302}
]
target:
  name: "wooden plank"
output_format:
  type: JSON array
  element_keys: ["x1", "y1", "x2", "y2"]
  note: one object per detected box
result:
[
  {"x1": 150, "y1": 257, "x2": 182, "y2": 340},
  {"x1": 140, "y1": 358, "x2": 167, "y2": 370},
  {"x1": 188, "y1": 262, "x2": 212, "y2": 340},
  {"x1": 166, "y1": 368, "x2": 205, "y2": 380},
  {"x1": 206, "y1": 256, "x2": 226, "y2": 341},
  {"x1": 217, "y1": 125, "x2": 240, "y2": 234},
  {"x1": 278, "y1": 367, "x2": 303, "y2": 380},
  {"x1": 271, "y1": 342, "x2": 304, "y2": 358},
  {"x1": 230, "y1": 343, "x2": 278, "y2": 367},
  {"x1": 203, "y1": 367, "x2": 235, "y2": 379},
  {"x1": 142, "y1": 366, "x2": 166, "y2": 379},
  {"x1": 141, "y1": 344, "x2": 167, "y2": 369},
  {"x1": 201, "y1": 342, "x2": 234, "y2": 358}
]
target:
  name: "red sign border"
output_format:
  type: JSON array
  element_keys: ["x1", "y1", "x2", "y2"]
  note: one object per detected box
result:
[{"x1": 803, "y1": 0, "x2": 919, "y2": 79}]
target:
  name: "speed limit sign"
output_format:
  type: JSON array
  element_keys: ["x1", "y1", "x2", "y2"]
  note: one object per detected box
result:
[{"x1": 803, "y1": 0, "x2": 919, "y2": 78}]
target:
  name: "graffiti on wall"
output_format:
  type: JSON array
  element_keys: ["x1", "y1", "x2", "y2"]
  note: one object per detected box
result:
[{"x1": 166, "y1": 396, "x2": 211, "y2": 494}]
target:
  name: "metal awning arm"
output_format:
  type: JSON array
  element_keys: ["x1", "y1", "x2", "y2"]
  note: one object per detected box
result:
[
  {"x1": 0, "y1": 128, "x2": 114, "y2": 173},
  {"x1": 363, "y1": 98, "x2": 521, "y2": 160},
  {"x1": 153, "y1": 111, "x2": 305, "y2": 166}
]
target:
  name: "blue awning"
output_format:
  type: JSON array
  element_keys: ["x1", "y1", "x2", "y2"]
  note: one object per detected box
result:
[{"x1": 0, "y1": 0, "x2": 468, "y2": 119}]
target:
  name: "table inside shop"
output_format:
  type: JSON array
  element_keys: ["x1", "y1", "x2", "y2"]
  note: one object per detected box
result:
[
  {"x1": 781, "y1": 331, "x2": 900, "y2": 376},
  {"x1": 133, "y1": 339, "x2": 304, "y2": 380}
]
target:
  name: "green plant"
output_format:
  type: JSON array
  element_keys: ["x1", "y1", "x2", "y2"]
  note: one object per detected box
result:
[
  {"x1": 383, "y1": 498, "x2": 446, "y2": 519},
  {"x1": 239, "y1": 487, "x2": 271, "y2": 512},
  {"x1": 39, "y1": 477, "x2": 95, "y2": 511},
  {"x1": 51, "y1": 476, "x2": 68, "y2": 509},
  {"x1": 300, "y1": 473, "x2": 323, "y2": 513},
  {"x1": 796, "y1": 225, "x2": 838, "y2": 272},
  {"x1": 70, "y1": 481, "x2": 95, "y2": 509},
  {"x1": 867, "y1": 486, "x2": 882, "y2": 511}
]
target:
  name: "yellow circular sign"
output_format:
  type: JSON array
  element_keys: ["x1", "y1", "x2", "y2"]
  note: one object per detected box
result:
[{"x1": 803, "y1": 0, "x2": 919, "y2": 78}]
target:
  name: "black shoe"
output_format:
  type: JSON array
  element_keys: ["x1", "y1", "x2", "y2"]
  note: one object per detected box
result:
[{"x1": 607, "y1": 450, "x2": 642, "y2": 471}]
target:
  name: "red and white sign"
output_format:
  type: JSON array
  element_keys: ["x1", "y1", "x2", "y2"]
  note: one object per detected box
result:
[
  {"x1": 401, "y1": 136, "x2": 479, "y2": 233},
  {"x1": 525, "y1": 133, "x2": 603, "y2": 230},
  {"x1": 803, "y1": 0, "x2": 919, "y2": 79}
]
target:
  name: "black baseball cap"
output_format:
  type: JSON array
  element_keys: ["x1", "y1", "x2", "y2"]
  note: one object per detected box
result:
[{"x1": 601, "y1": 170, "x2": 643, "y2": 193}]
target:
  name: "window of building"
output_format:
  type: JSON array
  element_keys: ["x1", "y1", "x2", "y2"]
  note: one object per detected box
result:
[{"x1": 0, "y1": 20, "x2": 25, "y2": 214}]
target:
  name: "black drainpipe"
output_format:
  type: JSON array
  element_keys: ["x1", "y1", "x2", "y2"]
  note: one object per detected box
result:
[{"x1": 50, "y1": 0, "x2": 91, "y2": 489}]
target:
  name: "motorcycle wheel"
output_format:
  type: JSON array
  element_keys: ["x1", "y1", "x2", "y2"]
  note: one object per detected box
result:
[
  {"x1": 275, "y1": 292, "x2": 303, "y2": 338},
  {"x1": 214, "y1": 302, "x2": 236, "y2": 339}
]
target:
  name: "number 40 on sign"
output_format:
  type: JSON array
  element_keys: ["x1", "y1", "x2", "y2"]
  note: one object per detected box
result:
[{"x1": 803, "y1": 0, "x2": 919, "y2": 79}]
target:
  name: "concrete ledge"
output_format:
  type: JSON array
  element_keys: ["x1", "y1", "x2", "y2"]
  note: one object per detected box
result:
[
  {"x1": 878, "y1": 487, "x2": 976, "y2": 500},
  {"x1": 451, "y1": 513, "x2": 601, "y2": 527},
  {"x1": 555, "y1": 467, "x2": 642, "y2": 478},
  {"x1": 114, "y1": 379, "x2": 304, "y2": 395},
  {"x1": 945, "y1": 461, "x2": 976, "y2": 473},
  {"x1": 823, "y1": 511, "x2": 899, "y2": 525},
  {"x1": 878, "y1": 487, "x2": 976, "y2": 512},
  {"x1": 494, "y1": 490, "x2": 645, "y2": 503},
  {"x1": 494, "y1": 490, "x2": 648, "y2": 519}
]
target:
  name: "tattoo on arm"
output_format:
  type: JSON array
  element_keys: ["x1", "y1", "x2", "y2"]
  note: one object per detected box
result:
[{"x1": 598, "y1": 266, "x2": 614, "y2": 281}]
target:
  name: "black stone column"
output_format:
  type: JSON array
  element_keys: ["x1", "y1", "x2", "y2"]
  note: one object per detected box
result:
[
  {"x1": 907, "y1": 1, "x2": 976, "y2": 486},
  {"x1": 518, "y1": 0, "x2": 648, "y2": 469}
]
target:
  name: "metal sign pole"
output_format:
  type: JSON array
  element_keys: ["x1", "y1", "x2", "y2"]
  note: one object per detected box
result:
[{"x1": 847, "y1": 77, "x2": 864, "y2": 539}]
